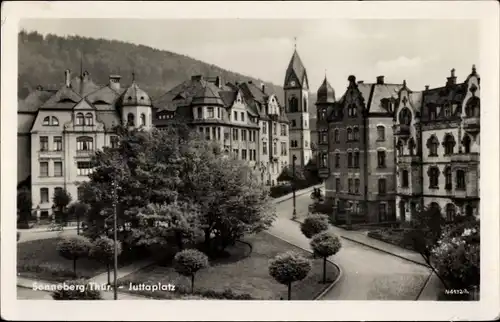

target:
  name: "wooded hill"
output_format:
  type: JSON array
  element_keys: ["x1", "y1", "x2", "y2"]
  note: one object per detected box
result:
[{"x1": 18, "y1": 30, "x2": 317, "y2": 116}]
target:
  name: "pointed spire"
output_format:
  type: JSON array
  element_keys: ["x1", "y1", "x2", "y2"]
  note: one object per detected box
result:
[
  {"x1": 294, "y1": 36, "x2": 297, "y2": 50},
  {"x1": 403, "y1": 79, "x2": 407, "y2": 87},
  {"x1": 472, "y1": 64, "x2": 477, "y2": 74}
]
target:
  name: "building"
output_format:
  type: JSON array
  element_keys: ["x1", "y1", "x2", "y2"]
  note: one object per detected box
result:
[
  {"x1": 17, "y1": 69, "x2": 153, "y2": 219},
  {"x1": 394, "y1": 66, "x2": 480, "y2": 222},
  {"x1": 283, "y1": 49, "x2": 312, "y2": 168},
  {"x1": 153, "y1": 75, "x2": 290, "y2": 186},
  {"x1": 323, "y1": 75, "x2": 402, "y2": 223}
]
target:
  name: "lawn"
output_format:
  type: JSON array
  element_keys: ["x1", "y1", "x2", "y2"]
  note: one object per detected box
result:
[
  {"x1": 367, "y1": 228, "x2": 415, "y2": 251},
  {"x1": 17, "y1": 237, "x2": 140, "y2": 282},
  {"x1": 119, "y1": 232, "x2": 339, "y2": 300}
]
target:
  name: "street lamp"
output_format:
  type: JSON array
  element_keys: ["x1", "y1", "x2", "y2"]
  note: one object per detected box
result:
[{"x1": 292, "y1": 155, "x2": 297, "y2": 220}]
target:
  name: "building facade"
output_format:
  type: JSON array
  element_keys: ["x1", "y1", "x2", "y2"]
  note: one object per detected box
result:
[
  {"x1": 323, "y1": 75, "x2": 401, "y2": 223},
  {"x1": 283, "y1": 49, "x2": 312, "y2": 168},
  {"x1": 153, "y1": 75, "x2": 290, "y2": 186},
  {"x1": 18, "y1": 70, "x2": 153, "y2": 219},
  {"x1": 394, "y1": 66, "x2": 480, "y2": 222}
]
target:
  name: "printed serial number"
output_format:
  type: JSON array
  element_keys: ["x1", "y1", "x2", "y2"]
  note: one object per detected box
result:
[{"x1": 444, "y1": 289, "x2": 470, "y2": 295}]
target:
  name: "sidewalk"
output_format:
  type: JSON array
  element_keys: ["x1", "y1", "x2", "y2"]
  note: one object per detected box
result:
[
  {"x1": 90, "y1": 259, "x2": 155, "y2": 285},
  {"x1": 272, "y1": 183, "x2": 324, "y2": 204},
  {"x1": 18, "y1": 226, "x2": 78, "y2": 233}
]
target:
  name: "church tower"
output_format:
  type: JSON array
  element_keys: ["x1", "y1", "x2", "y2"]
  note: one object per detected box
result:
[{"x1": 284, "y1": 47, "x2": 312, "y2": 168}]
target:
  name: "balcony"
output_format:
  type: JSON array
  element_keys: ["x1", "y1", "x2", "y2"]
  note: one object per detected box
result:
[
  {"x1": 463, "y1": 116, "x2": 480, "y2": 133},
  {"x1": 451, "y1": 153, "x2": 480, "y2": 163},
  {"x1": 393, "y1": 124, "x2": 410, "y2": 137},
  {"x1": 75, "y1": 150, "x2": 95, "y2": 158},
  {"x1": 398, "y1": 155, "x2": 421, "y2": 165},
  {"x1": 38, "y1": 150, "x2": 63, "y2": 158},
  {"x1": 318, "y1": 167, "x2": 330, "y2": 179},
  {"x1": 452, "y1": 187, "x2": 479, "y2": 200}
]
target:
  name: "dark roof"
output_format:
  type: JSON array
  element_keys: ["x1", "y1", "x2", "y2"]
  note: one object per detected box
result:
[
  {"x1": 86, "y1": 85, "x2": 122, "y2": 106},
  {"x1": 284, "y1": 50, "x2": 309, "y2": 89},
  {"x1": 39, "y1": 85, "x2": 82, "y2": 110},
  {"x1": 422, "y1": 83, "x2": 467, "y2": 107},
  {"x1": 118, "y1": 82, "x2": 153, "y2": 107},
  {"x1": 219, "y1": 90, "x2": 237, "y2": 108},
  {"x1": 191, "y1": 84, "x2": 224, "y2": 106},
  {"x1": 18, "y1": 88, "x2": 56, "y2": 112},
  {"x1": 316, "y1": 77, "x2": 335, "y2": 104},
  {"x1": 368, "y1": 84, "x2": 402, "y2": 113},
  {"x1": 70, "y1": 74, "x2": 100, "y2": 97}
]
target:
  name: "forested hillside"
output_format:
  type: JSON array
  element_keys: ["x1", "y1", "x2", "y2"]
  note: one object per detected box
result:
[{"x1": 18, "y1": 31, "x2": 317, "y2": 115}]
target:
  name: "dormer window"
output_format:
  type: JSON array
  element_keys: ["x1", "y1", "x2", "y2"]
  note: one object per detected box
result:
[
  {"x1": 399, "y1": 108, "x2": 412, "y2": 125},
  {"x1": 52, "y1": 117, "x2": 59, "y2": 126},
  {"x1": 43, "y1": 116, "x2": 50, "y2": 126}
]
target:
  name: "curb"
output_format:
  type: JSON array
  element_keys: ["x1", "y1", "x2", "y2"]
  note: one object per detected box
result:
[
  {"x1": 415, "y1": 270, "x2": 435, "y2": 301},
  {"x1": 272, "y1": 184, "x2": 324, "y2": 205},
  {"x1": 264, "y1": 231, "x2": 343, "y2": 301},
  {"x1": 340, "y1": 235, "x2": 430, "y2": 268}
]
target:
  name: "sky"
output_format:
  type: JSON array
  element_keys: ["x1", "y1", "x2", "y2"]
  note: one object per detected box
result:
[{"x1": 20, "y1": 19, "x2": 479, "y2": 93}]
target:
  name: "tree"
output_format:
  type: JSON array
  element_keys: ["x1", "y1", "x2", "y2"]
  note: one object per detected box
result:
[
  {"x1": 174, "y1": 249, "x2": 209, "y2": 293},
  {"x1": 268, "y1": 251, "x2": 312, "y2": 300},
  {"x1": 56, "y1": 235, "x2": 92, "y2": 276},
  {"x1": 277, "y1": 165, "x2": 305, "y2": 183},
  {"x1": 17, "y1": 188, "x2": 32, "y2": 227},
  {"x1": 136, "y1": 202, "x2": 202, "y2": 251},
  {"x1": 89, "y1": 237, "x2": 122, "y2": 285},
  {"x1": 52, "y1": 188, "x2": 72, "y2": 225},
  {"x1": 300, "y1": 214, "x2": 329, "y2": 239},
  {"x1": 310, "y1": 231, "x2": 342, "y2": 283},
  {"x1": 52, "y1": 279, "x2": 102, "y2": 300},
  {"x1": 67, "y1": 202, "x2": 89, "y2": 235}
]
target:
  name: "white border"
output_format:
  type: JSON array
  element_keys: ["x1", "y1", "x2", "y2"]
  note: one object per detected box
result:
[{"x1": 2, "y1": 1, "x2": 499, "y2": 321}]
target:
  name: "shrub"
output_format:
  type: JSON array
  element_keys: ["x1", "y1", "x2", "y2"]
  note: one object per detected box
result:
[
  {"x1": 300, "y1": 214, "x2": 329, "y2": 239},
  {"x1": 56, "y1": 235, "x2": 92, "y2": 277},
  {"x1": 269, "y1": 184, "x2": 293, "y2": 198},
  {"x1": 268, "y1": 251, "x2": 312, "y2": 300},
  {"x1": 310, "y1": 231, "x2": 342, "y2": 283},
  {"x1": 89, "y1": 237, "x2": 122, "y2": 285},
  {"x1": 174, "y1": 249, "x2": 209, "y2": 293},
  {"x1": 51, "y1": 279, "x2": 102, "y2": 300}
]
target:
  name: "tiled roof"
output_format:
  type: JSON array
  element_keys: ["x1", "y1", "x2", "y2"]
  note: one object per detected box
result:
[
  {"x1": 18, "y1": 88, "x2": 56, "y2": 112},
  {"x1": 39, "y1": 86, "x2": 82, "y2": 110},
  {"x1": 70, "y1": 74, "x2": 100, "y2": 97},
  {"x1": 219, "y1": 90, "x2": 237, "y2": 108},
  {"x1": 422, "y1": 83, "x2": 467, "y2": 107},
  {"x1": 86, "y1": 85, "x2": 122, "y2": 106},
  {"x1": 368, "y1": 84, "x2": 402, "y2": 113},
  {"x1": 118, "y1": 82, "x2": 153, "y2": 107},
  {"x1": 285, "y1": 50, "x2": 308, "y2": 89},
  {"x1": 192, "y1": 83, "x2": 224, "y2": 106},
  {"x1": 316, "y1": 77, "x2": 335, "y2": 104}
]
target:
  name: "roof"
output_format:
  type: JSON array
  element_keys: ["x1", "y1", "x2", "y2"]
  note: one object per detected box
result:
[
  {"x1": 316, "y1": 77, "x2": 335, "y2": 104},
  {"x1": 118, "y1": 81, "x2": 153, "y2": 107},
  {"x1": 39, "y1": 85, "x2": 82, "y2": 110},
  {"x1": 70, "y1": 73, "x2": 100, "y2": 97},
  {"x1": 218, "y1": 90, "x2": 238, "y2": 108},
  {"x1": 284, "y1": 50, "x2": 309, "y2": 89},
  {"x1": 368, "y1": 84, "x2": 402, "y2": 113},
  {"x1": 18, "y1": 88, "x2": 56, "y2": 112},
  {"x1": 191, "y1": 83, "x2": 224, "y2": 106},
  {"x1": 421, "y1": 83, "x2": 467, "y2": 107},
  {"x1": 86, "y1": 85, "x2": 122, "y2": 106},
  {"x1": 409, "y1": 91, "x2": 423, "y2": 114}
]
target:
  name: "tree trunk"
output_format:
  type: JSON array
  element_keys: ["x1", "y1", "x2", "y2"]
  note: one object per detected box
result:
[
  {"x1": 73, "y1": 259, "x2": 77, "y2": 277},
  {"x1": 76, "y1": 214, "x2": 80, "y2": 235},
  {"x1": 191, "y1": 275, "x2": 195, "y2": 293},
  {"x1": 107, "y1": 263, "x2": 110, "y2": 285},
  {"x1": 204, "y1": 229, "x2": 211, "y2": 252},
  {"x1": 323, "y1": 257, "x2": 327, "y2": 284},
  {"x1": 175, "y1": 232, "x2": 183, "y2": 251},
  {"x1": 287, "y1": 282, "x2": 292, "y2": 300}
]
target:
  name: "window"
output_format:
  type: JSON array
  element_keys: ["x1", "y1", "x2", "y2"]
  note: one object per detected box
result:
[
  {"x1": 85, "y1": 113, "x2": 93, "y2": 126},
  {"x1": 281, "y1": 124, "x2": 287, "y2": 136},
  {"x1": 347, "y1": 128, "x2": 353, "y2": 141},
  {"x1": 320, "y1": 153, "x2": 327, "y2": 168},
  {"x1": 76, "y1": 137, "x2": 93, "y2": 151},
  {"x1": 77, "y1": 161, "x2": 93, "y2": 176},
  {"x1": 40, "y1": 162, "x2": 49, "y2": 177},
  {"x1": 212, "y1": 127, "x2": 216, "y2": 140},
  {"x1": 76, "y1": 113, "x2": 84, "y2": 125},
  {"x1": 305, "y1": 140, "x2": 309, "y2": 148},
  {"x1": 273, "y1": 142, "x2": 277, "y2": 155},
  {"x1": 40, "y1": 188, "x2": 49, "y2": 203},
  {"x1": 281, "y1": 142, "x2": 287, "y2": 156},
  {"x1": 273, "y1": 122, "x2": 277, "y2": 135},
  {"x1": 354, "y1": 151, "x2": 360, "y2": 168},
  {"x1": 242, "y1": 149, "x2": 247, "y2": 160},
  {"x1": 289, "y1": 97, "x2": 299, "y2": 113},
  {"x1": 408, "y1": 138, "x2": 416, "y2": 156},
  {"x1": 462, "y1": 135, "x2": 471, "y2": 153},
  {"x1": 305, "y1": 120, "x2": 308, "y2": 128},
  {"x1": 110, "y1": 136, "x2": 119, "y2": 148},
  {"x1": 127, "y1": 113, "x2": 135, "y2": 127},
  {"x1": 379, "y1": 203, "x2": 388, "y2": 221},
  {"x1": 262, "y1": 122, "x2": 267, "y2": 134},
  {"x1": 402, "y1": 170, "x2": 409, "y2": 188},
  {"x1": 197, "y1": 107, "x2": 202, "y2": 119},
  {"x1": 446, "y1": 204, "x2": 456, "y2": 222},
  {"x1": 429, "y1": 105, "x2": 437, "y2": 120},
  {"x1": 207, "y1": 107, "x2": 214, "y2": 118},
  {"x1": 376, "y1": 126, "x2": 385, "y2": 141},
  {"x1": 334, "y1": 129, "x2": 340, "y2": 142},
  {"x1": 348, "y1": 104, "x2": 357, "y2": 117},
  {"x1": 427, "y1": 136, "x2": 439, "y2": 156},
  {"x1": 54, "y1": 161, "x2": 63, "y2": 177},
  {"x1": 140, "y1": 113, "x2": 146, "y2": 126},
  {"x1": 443, "y1": 134, "x2": 455, "y2": 155},
  {"x1": 320, "y1": 132, "x2": 327, "y2": 144},
  {"x1": 232, "y1": 129, "x2": 238, "y2": 141},
  {"x1": 355, "y1": 179, "x2": 360, "y2": 194},
  {"x1": 205, "y1": 128, "x2": 210, "y2": 140},
  {"x1": 348, "y1": 178, "x2": 353, "y2": 193},
  {"x1": 456, "y1": 169, "x2": 466, "y2": 190},
  {"x1": 465, "y1": 97, "x2": 480, "y2": 118},
  {"x1": 347, "y1": 152, "x2": 353, "y2": 168},
  {"x1": 335, "y1": 153, "x2": 340, "y2": 168},
  {"x1": 233, "y1": 149, "x2": 239, "y2": 159},
  {"x1": 399, "y1": 108, "x2": 412, "y2": 125},
  {"x1": 377, "y1": 151, "x2": 386, "y2": 168},
  {"x1": 263, "y1": 142, "x2": 268, "y2": 155},
  {"x1": 303, "y1": 97, "x2": 308, "y2": 113},
  {"x1": 319, "y1": 108, "x2": 326, "y2": 120},
  {"x1": 241, "y1": 112, "x2": 245, "y2": 122},
  {"x1": 233, "y1": 111, "x2": 238, "y2": 121},
  {"x1": 444, "y1": 104, "x2": 452, "y2": 117},
  {"x1": 397, "y1": 140, "x2": 404, "y2": 156},
  {"x1": 428, "y1": 167, "x2": 440, "y2": 188},
  {"x1": 40, "y1": 136, "x2": 49, "y2": 151},
  {"x1": 335, "y1": 178, "x2": 341, "y2": 192},
  {"x1": 353, "y1": 127, "x2": 360, "y2": 141},
  {"x1": 53, "y1": 136, "x2": 62, "y2": 151},
  {"x1": 217, "y1": 107, "x2": 221, "y2": 118},
  {"x1": 77, "y1": 187, "x2": 85, "y2": 201},
  {"x1": 217, "y1": 127, "x2": 221, "y2": 140},
  {"x1": 444, "y1": 166, "x2": 452, "y2": 190},
  {"x1": 378, "y1": 179, "x2": 387, "y2": 195},
  {"x1": 43, "y1": 116, "x2": 50, "y2": 126}
]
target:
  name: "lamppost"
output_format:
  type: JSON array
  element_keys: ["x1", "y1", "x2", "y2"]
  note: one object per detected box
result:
[
  {"x1": 346, "y1": 202, "x2": 352, "y2": 230},
  {"x1": 292, "y1": 155, "x2": 297, "y2": 220}
]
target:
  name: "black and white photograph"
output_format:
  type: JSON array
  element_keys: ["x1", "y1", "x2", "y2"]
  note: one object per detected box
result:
[{"x1": 2, "y1": 1, "x2": 499, "y2": 321}]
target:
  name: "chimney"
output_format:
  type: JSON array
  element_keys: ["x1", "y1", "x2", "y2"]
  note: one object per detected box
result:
[
  {"x1": 376, "y1": 76, "x2": 385, "y2": 84},
  {"x1": 64, "y1": 69, "x2": 71, "y2": 87},
  {"x1": 109, "y1": 75, "x2": 122, "y2": 91},
  {"x1": 261, "y1": 83, "x2": 266, "y2": 93},
  {"x1": 215, "y1": 76, "x2": 223, "y2": 89},
  {"x1": 357, "y1": 80, "x2": 364, "y2": 84},
  {"x1": 425, "y1": 85, "x2": 429, "y2": 91},
  {"x1": 446, "y1": 68, "x2": 457, "y2": 86}
]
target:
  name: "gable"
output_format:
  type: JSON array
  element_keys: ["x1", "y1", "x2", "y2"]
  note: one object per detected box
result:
[{"x1": 73, "y1": 99, "x2": 95, "y2": 111}]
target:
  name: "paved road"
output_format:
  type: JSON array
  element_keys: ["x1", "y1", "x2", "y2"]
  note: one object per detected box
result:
[
  {"x1": 270, "y1": 193, "x2": 432, "y2": 300},
  {"x1": 18, "y1": 228, "x2": 77, "y2": 243}
]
